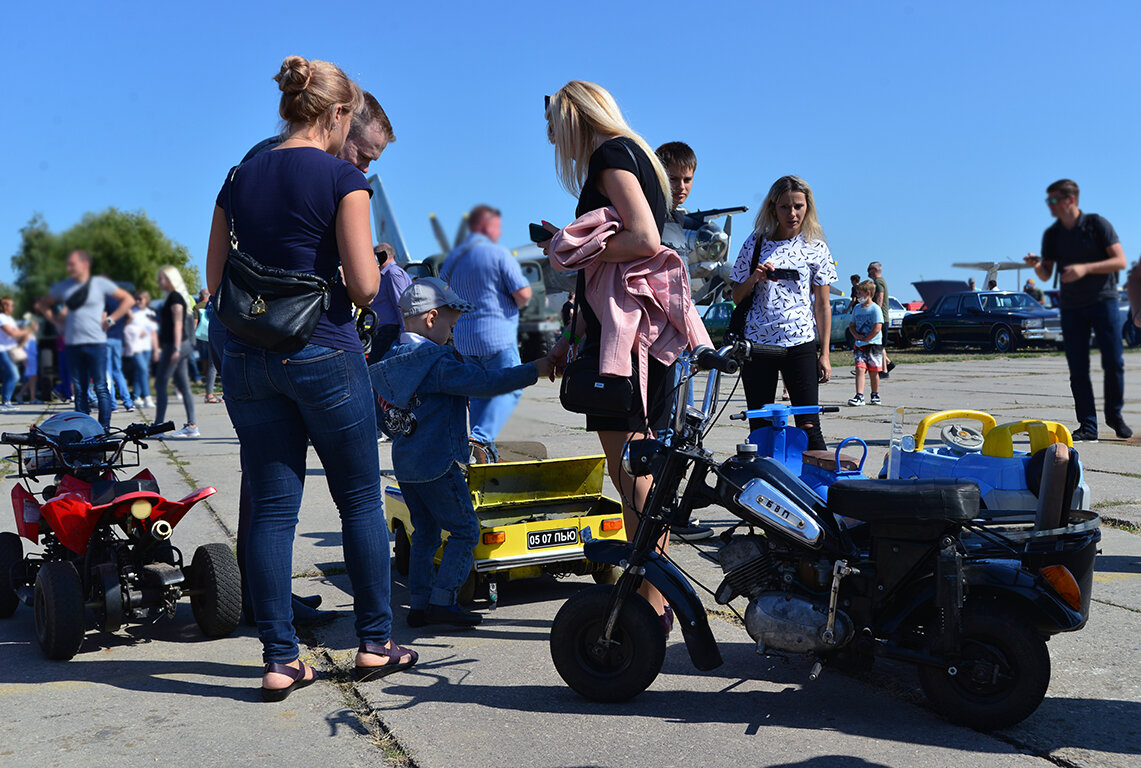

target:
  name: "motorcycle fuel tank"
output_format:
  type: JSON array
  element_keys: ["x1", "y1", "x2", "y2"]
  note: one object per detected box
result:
[{"x1": 735, "y1": 477, "x2": 824, "y2": 547}]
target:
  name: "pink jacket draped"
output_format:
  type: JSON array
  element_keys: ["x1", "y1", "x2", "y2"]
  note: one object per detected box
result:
[{"x1": 548, "y1": 206, "x2": 712, "y2": 416}]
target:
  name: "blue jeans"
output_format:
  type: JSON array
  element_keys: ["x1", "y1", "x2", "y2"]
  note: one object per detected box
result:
[
  {"x1": 132, "y1": 352, "x2": 152, "y2": 400},
  {"x1": 222, "y1": 338, "x2": 391, "y2": 663},
  {"x1": 65, "y1": 344, "x2": 113, "y2": 429},
  {"x1": 399, "y1": 464, "x2": 479, "y2": 609},
  {"x1": 1060, "y1": 297, "x2": 1126, "y2": 431},
  {"x1": 467, "y1": 346, "x2": 523, "y2": 445},
  {"x1": 0, "y1": 349, "x2": 18, "y2": 403},
  {"x1": 105, "y1": 338, "x2": 133, "y2": 408}
]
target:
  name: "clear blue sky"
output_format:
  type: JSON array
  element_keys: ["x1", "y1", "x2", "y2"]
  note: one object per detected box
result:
[{"x1": 5, "y1": 1, "x2": 1140, "y2": 303}]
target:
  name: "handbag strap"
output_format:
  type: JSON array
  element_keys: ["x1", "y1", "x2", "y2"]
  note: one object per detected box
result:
[
  {"x1": 742, "y1": 232, "x2": 765, "y2": 305},
  {"x1": 226, "y1": 165, "x2": 242, "y2": 251}
]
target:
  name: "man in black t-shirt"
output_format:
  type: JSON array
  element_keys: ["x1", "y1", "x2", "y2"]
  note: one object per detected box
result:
[{"x1": 1025, "y1": 179, "x2": 1130, "y2": 441}]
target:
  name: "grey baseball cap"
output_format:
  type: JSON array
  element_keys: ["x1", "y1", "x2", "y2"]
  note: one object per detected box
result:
[{"x1": 398, "y1": 277, "x2": 476, "y2": 317}]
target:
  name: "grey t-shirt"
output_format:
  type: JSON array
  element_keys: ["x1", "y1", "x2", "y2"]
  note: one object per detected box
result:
[{"x1": 49, "y1": 275, "x2": 119, "y2": 345}]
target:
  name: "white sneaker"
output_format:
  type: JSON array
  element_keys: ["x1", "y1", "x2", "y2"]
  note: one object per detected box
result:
[
  {"x1": 145, "y1": 397, "x2": 155, "y2": 408},
  {"x1": 0, "y1": 403, "x2": 15, "y2": 412},
  {"x1": 170, "y1": 425, "x2": 200, "y2": 438},
  {"x1": 847, "y1": 394, "x2": 865, "y2": 407}
]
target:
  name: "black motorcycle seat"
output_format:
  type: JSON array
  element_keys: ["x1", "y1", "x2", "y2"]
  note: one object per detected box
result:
[
  {"x1": 91, "y1": 478, "x2": 161, "y2": 507},
  {"x1": 828, "y1": 479, "x2": 980, "y2": 523}
]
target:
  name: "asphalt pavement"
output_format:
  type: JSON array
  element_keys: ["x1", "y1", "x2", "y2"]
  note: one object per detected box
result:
[{"x1": 0, "y1": 352, "x2": 1139, "y2": 768}]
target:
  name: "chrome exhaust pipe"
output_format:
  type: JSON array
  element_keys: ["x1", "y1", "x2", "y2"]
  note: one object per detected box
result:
[{"x1": 151, "y1": 519, "x2": 173, "y2": 541}]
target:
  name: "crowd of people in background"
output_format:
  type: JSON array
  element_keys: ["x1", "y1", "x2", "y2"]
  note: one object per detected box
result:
[{"x1": 0, "y1": 253, "x2": 221, "y2": 436}]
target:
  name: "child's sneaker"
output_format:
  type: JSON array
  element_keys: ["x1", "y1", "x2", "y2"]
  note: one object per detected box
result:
[
  {"x1": 847, "y1": 394, "x2": 865, "y2": 407},
  {"x1": 870, "y1": 392, "x2": 881, "y2": 405}
]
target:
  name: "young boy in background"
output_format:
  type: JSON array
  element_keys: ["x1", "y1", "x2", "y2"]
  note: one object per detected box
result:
[
  {"x1": 655, "y1": 141, "x2": 714, "y2": 543},
  {"x1": 848, "y1": 280, "x2": 884, "y2": 406},
  {"x1": 371, "y1": 278, "x2": 554, "y2": 627}
]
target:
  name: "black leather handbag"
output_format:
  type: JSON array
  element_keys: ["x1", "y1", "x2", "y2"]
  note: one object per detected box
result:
[
  {"x1": 558, "y1": 292, "x2": 635, "y2": 417},
  {"x1": 726, "y1": 233, "x2": 764, "y2": 341},
  {"x1": 214, "y1": 166, "x2": 331, "y2": 354},
  {"x1": 559, "y1": 352, "x2": 635, "y2": 418}
]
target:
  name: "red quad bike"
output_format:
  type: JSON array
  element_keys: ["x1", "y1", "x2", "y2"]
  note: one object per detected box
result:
[{"x1": 0, "y1": 413, "x2": 242, "y2": 660}]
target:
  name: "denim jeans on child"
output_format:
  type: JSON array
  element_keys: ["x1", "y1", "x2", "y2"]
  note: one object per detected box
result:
[
  {"x1": 467, "y1": 345, "x2": 524, "y2": 445},
  {"x1": 65, "y1": 343, "x2": 113, "y2": 429},
  {"x1": 222, "y1": 338, "x2": 392, "y2": 663},
  {"x1": 398, "y1": 464, "x2": 480, "y2": 610},
  {"x1": 1059, "y1": 296, "x2": 1125, "y2": 432}
]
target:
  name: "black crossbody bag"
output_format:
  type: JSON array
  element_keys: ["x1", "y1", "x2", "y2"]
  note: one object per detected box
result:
[
  {"x1": 214, "y1": 165, "x2": 331, "y2": 354},
  {"x1": 559, "y1": 289, "x2": 635, "y2": 418},
  {"x1": 726, "y1": 232, "x2": 764, "y2": 341}
]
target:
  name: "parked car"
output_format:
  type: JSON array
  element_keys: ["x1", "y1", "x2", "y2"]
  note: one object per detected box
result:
[
  {"x1": 701, "y1": 300, "x2": 733, "y2": 347},
  {"x1": 829, "y1": 295, "x2": 912, "y2": 348},
  {"x1": 900, "y1": 290, "x2": 1061, "y2": 353}
]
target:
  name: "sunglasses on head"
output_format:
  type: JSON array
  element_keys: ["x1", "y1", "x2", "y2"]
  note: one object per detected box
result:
[{"x1": 544, "y1": 94, "x2": 551, "y2": 111}]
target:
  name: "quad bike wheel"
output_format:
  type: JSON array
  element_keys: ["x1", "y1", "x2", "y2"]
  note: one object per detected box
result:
[
  {"x1": 549, "y1": 585, "x2": 665, "y2": 702},
  {"x1": 34, "y1": 561, "x2": 86, "y2": 660},
  {"x1": 91, "y1": 562, "x2": 124, "y2": 633},
  {"x1": 0, "y1": 531, "x2": 23, "y2": 618},
  {"x1": 189, "y1": 543, "x2": 242, "y2": 638},
  {"x1": 918, "y1": 599, "x2": 1050, "y2": 730}
]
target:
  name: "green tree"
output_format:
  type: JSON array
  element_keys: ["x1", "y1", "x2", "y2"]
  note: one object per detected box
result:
[{"x1": 11, "y1": 208, "x2": 198, "y2": 312}]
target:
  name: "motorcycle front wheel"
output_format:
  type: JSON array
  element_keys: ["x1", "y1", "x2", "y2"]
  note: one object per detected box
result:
[
  {"x1": 549, "y1": 584, "x2": 665, "y2": 702},
  {"x1": 918, "y1": 599, "x2": 1050, "y2": 730}
]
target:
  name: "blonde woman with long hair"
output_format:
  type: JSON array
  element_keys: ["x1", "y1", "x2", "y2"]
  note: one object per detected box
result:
[
  {"x1": 154, "y1": 265, "x2": 198, "y2": 437},
  {"x1": 728, "y1": 175, "x2": 836, "y2": 449},
  {"x1": 542, "y1": 80, "x2": 682, "y2": 632}
]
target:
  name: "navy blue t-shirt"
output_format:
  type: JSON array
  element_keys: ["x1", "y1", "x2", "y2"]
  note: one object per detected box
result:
[{"x1": 216, "y1": 146, "x2": 370, "y2": 352}]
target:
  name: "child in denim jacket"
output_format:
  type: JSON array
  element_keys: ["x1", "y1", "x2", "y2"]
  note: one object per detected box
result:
[{"x1": 371, "y1": 278, "x2": 554, "y2": 627}]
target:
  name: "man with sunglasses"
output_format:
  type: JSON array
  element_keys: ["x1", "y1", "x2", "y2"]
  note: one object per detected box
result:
[{"x1": 1025, "y1": 179, "x2": 1129, "y2": 442}]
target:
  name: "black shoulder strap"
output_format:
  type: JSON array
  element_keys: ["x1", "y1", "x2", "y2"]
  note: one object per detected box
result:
[{"x1": 226, "y1": 165, "x2": 241, "y2": 251}]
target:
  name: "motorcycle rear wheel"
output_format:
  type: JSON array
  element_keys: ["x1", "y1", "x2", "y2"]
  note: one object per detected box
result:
[
  {"x1": 918, "y1": 600, "x2": 1050, "y2": 730},
  {"x1": 0, "y1": 532, "x2": 23, "y2": 618},
  {"x1": 549, "y1": 584, "x2": 665, "y2": 702},
  {"x1": 34, "y1": 561, "x2": 86, "y2": 660},
  {"x1": 189, "y1": 543, "x2": 242, "y2": 638}
]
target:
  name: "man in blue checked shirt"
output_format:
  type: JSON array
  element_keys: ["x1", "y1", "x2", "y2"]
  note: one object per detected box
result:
[{"x1": 440, "y1": 205, "x2": 532, "y2": 463}]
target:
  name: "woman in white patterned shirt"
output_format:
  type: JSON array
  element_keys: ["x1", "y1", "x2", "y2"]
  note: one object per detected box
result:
[{"x1": 729, "y1": 175, "x2": 836, "y2": 450}]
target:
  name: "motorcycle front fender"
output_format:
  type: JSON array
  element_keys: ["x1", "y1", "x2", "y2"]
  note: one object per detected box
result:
[{"x1": 584, "y1": 539, "x2": 723, "y2": 671}]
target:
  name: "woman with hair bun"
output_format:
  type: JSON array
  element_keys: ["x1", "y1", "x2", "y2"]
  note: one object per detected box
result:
[
  {"x1": 729, "y1": 175, "x2": 836, "y2": 449},
  {"x1": 205, "y1": 55, "x2": 415, "y2": 701}
]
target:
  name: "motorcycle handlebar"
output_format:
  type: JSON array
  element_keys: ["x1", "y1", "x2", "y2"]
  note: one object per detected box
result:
[
  {"x1": 1, "y1": 432, "x2": 36, "y2": 446},
  {"x1": 694, "y1": 346, "x2": 739, "y2": 374}
]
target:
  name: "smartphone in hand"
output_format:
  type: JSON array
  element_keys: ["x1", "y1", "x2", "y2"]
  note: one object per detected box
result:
[
  {"x1": 768, "y1": 267, "x2": 800, "y2": 281},
  {"x1": 530, "y1": 223, "x2": 553, "y2": 243}
]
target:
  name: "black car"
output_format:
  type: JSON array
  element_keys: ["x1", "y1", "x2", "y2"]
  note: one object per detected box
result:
[{"x1": 901, "y1": 291, "x2": 1061, "y2": 353}]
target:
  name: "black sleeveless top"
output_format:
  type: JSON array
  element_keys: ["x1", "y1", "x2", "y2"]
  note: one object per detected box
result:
[{"x1": 574, "y1": 137, "x2": 669, "y2": 350}]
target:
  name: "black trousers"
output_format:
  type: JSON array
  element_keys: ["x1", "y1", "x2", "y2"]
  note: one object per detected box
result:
[{"x1": 741, "y1": 340, "x2": 826, "y2": 451}]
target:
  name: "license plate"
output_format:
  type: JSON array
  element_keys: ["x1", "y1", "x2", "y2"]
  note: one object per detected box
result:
[{"x1": 527, "y1": 527, "x2": 578, "y2": 549}]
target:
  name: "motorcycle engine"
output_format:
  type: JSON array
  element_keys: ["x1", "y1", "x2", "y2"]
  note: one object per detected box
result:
[
  {"x1": 715, "y1": 535, "x2": 775, "y2": 602},
  {"x1": 717, "y1": 535, "x2": 853, "y2": 654}
]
